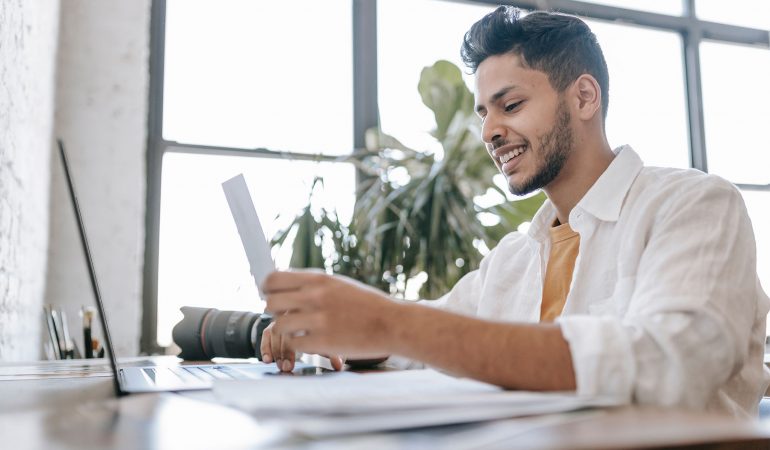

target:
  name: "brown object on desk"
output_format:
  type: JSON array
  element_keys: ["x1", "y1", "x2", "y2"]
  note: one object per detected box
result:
[
  {"x1": 82, "y1": 306, "x2": 95, "y2": 359},
  {"x1": 345, "y1": 356, "x2": 389, "y2": 368}
]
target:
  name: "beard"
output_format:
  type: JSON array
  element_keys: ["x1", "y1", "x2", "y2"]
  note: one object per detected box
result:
[{"x1": 508, "y1": 101, "x2": 573, "y2": 196}]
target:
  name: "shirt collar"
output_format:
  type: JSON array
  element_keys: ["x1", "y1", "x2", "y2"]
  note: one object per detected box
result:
[
  {"x1": 526, "y1": 145, "x2": 643, "y2": 243},
  {"x1": 574, "y1": 145, "x2": 643, "y2": 223},
  {"x1": 527, "y1": 198, "x2": 557, "y2": 243}
]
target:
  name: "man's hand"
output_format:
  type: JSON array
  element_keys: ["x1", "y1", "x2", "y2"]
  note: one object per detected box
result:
[
  {"x1": 260, "y1": 322, "x2": 345, "y2": 372},
  {"x1": 261, "y1": 270, "x2": 397, "y2": 371},
  {"x1": 259, "y1": 270, "x2": 575, "y2": 391}
]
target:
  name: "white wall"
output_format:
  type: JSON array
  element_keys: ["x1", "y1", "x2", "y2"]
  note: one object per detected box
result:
[
  {"x1": 0, "y1": 1, "x2": 60, "y2": 361},
  {"x1": 47, "y1": 0, "x2": 151, "y2": 357}
]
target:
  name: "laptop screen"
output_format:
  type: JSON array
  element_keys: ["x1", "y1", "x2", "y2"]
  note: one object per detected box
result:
[{"x1": 57, "y1": 140, "x2": 124, "y2": 396}]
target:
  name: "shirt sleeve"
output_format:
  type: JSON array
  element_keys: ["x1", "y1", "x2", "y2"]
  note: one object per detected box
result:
[
  {"x1": 558, "y1": 176, "x2": 765, "y2": 409},
  {"x1": 422, "y1": 233, "x2": 514, "y2": 315}
]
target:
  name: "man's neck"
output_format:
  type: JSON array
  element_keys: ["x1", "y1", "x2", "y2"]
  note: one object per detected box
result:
[{"x1": 544, "y1": 140, "x2": 615, "y2": 225}]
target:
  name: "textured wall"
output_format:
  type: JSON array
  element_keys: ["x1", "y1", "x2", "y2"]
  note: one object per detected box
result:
[
  {"x1": 0, "y1": 0, "x2": 60, "y2": 360},
  {"x1": 47, "y1": 0, "x2": 150, "y2": 357}
]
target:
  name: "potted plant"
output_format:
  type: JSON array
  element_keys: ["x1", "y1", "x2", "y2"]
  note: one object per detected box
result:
[{"x1": 271, "y1": 60, "x2": 545, "y2": 299}]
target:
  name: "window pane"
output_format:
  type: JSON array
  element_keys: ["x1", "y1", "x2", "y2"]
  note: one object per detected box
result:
[
  {"x1": 696, "y1": 0, "x2": 770, "y2": 30},
  {"x1": 740, "y1": 191, "x2": 770, "y2": 334},
  {"x1": 586, "y1": 20, "x2": 690, "y2": 169},
  {"x1": 377, "y1": 0, "x2": 494, "y2": 153},
  {"x1": 378, "y1": 2, "x2": 689, "y2": 170},
  {"x1": 579, "y1": 0, "x2": 682, "y2": 15},
  {"x1": 700, "y1": 42, "x2": 770, "y2": 184},
  {"x1": 157, "y1": 153, "x2": 355, "y2": 346},
  {"x1": 163, "y1": 0, "x2": 353, "y2": 155}
]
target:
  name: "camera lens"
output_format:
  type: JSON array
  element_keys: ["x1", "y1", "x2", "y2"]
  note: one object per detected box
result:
[{"x1": 172, "y1": 306, "x2": 266, "y2": 360}]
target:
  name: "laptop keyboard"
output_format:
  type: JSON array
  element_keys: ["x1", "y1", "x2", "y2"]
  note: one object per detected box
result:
[
  {"x1": 143, "y1": 365, "x2": 255, "y2": 384},
  {"x1": 137, "y1": 362, "x2": 328, "y2": 387}
]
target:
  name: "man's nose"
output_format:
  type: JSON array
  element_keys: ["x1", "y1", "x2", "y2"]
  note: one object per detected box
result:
[{"x1": 481, "y1": 114, "x2": 505, "y2": 145}]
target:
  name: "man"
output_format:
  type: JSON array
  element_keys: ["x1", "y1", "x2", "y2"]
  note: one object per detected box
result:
[{"x1": 260, "y1": 6, "x2": 770, "y2": 416}]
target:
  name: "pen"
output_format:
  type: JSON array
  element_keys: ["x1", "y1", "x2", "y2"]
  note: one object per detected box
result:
[
  {"x1": 50, "y1": 308, "x2": 67, "y2": 359},
  {"x1": 43, "y1": 305, "x2": 62, "y2": 360}
]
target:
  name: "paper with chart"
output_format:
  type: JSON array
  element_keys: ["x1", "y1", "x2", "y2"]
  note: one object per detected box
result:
[{"x1": 222, "y1": 174, "x2": 275, "y2": 299}]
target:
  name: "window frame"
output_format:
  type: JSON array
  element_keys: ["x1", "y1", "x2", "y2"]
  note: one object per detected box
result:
[{"x1": 142, "y1": 0, "x2": 770, "y2": 353}]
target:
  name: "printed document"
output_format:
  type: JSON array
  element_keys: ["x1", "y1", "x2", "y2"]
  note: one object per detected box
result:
[{"x1": 213, "y1": 369, "x2": 621, "y2": 436}]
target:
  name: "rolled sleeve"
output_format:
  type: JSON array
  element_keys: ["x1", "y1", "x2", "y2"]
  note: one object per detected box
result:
[
  {"x1": 560, "y1": 176, "x2": 761, "y2": 410},
  {"x1": 558, "y1": 315, "x2": 635, "y2": 401}
]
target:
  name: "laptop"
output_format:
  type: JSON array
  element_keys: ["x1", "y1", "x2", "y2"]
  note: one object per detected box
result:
[{"x1": 57, "y1": 140, "x2": 325, "y2": 395}]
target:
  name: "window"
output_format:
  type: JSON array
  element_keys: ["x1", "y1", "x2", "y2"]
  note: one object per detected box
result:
[
  {"x1": 377, "y1": 2, "x2": 690, "y2": 168},
  {"x1": 150, "y1": 0, "x2": 358, "y2": 349},
  {"x1": 146, "y1": 0, "x2": 770, "y2": 351},
  {"x1": 700, "y1": 42, "x2": 770, "y2": 318},
  {"x1": 579, "y1": 0, "x2": 682, "y2": 16},
  {"x1": 377, "y1": 0, "x2": 494, "y2": 153},
  {"x1": 163, "y1": 0, "x2": 353, "y2": 153},
  {"x1": 700, "y1": 42, "x2": 770, "y2": 185},
  {"x1": 157, "y1": 152, "x2": 354, "y2": 346},
  {"x1": 586, "y1": 19, "x2": 689, "y2": 169},
  {"x1": 695, "y1": 0, "x2": 770, "y2": 30}
]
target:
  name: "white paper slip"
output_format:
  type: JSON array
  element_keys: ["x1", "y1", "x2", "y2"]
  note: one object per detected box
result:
[{"x1": 222, "y1": 174, "x2": 275, "y2": 299}]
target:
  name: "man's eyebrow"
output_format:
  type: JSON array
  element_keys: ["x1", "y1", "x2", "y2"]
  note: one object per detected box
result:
[{"x1": 475, "y1": 85, "x2": 519, "y2": 114}]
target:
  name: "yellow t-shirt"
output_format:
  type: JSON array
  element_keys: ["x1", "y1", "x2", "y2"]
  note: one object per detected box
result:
[{"x1": 540, "y1": 221, "x2": 580, "y2": 322}]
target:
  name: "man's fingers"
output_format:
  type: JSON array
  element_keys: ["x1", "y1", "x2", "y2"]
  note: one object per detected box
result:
[
  {"x1": 271, "y1": 312, "x2": 320, "y2": 372},
  {"x1": 265, "y1": 290, "x2": 311, "y2": 315},
  {"x1": 260, "y1": 325, "x2": 273, "y2": 363},
  {"x1": 279, "y1": 336, "x2": 295, "y2": 372},
  {"x1": 271, "y1": 312, "x2": 322, "y2": 337},
  {"x1": 270, "y1": 327, "x2": 283, "y2": 366},
  {"x1": 265, "y1": 289, "x2": 321, "y2": 315},
  {"x1": 329, "y1": 355, "x2": 345, "y2": 371},
  {"x1": 263, "y1": 270, "x2": 328, "y2": 294}
]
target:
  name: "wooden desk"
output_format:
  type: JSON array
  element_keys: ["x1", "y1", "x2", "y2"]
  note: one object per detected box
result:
[{"x1": 1, "y1": 359, "x2": 769, "y2": 449}]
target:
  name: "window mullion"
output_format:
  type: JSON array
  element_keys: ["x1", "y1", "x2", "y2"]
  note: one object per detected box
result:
[
  {"x1": 353, "y1": 0, "x2": 379, "y2": 151},
  {"x1": 142, "y1": 0, "x2": 167, "y2": 355},
  {"x1": 682, "y1": 25, "x2": 708, "y2": 172}
]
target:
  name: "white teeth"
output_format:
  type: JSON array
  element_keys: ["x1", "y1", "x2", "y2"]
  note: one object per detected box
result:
[{"x1": 499, "y1": 146, "x2": 526, "y2": 164}]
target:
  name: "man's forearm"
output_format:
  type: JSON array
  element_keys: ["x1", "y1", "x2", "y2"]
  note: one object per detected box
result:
[{"x1": 386, "y1": 302, "x2": 577, "y2": 391}]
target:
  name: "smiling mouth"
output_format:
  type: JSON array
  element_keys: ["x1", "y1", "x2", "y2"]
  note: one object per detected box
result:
[{"x1": 497, "y1": 145, "x2": 527, "y2": 165}]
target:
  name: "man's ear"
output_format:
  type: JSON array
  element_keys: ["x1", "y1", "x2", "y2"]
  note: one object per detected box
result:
[{"x1": 571, "y1": 74, "x2": 602, "y2": 121}]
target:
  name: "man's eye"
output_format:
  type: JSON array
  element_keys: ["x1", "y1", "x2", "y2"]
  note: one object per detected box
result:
[{"x1": 505, "y1": 101, "x2": 522, "y2": 112}]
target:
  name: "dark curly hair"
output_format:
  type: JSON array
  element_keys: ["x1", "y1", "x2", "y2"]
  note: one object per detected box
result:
[{"x1": 461, "y1": 6, "x2": 609, "y2": 120}]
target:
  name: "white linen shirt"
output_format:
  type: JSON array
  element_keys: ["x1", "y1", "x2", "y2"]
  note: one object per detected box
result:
[{"x1": 429, "y1": 145, "x2": 770, "y2": 417}]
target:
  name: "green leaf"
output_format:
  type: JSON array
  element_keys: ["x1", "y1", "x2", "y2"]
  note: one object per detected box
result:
[{"x1": 417, "y1": 60, "x2": 475, "y2": 142}]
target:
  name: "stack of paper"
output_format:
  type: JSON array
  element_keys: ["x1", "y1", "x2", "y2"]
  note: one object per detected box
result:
[{"x1": 213, "y1": 369, "x2": 621, "y2": 437}]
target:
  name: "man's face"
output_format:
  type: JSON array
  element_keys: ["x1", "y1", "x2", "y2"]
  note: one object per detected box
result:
[{"x1": 474, "y1": 53, "x2": 573, "y2": 196}]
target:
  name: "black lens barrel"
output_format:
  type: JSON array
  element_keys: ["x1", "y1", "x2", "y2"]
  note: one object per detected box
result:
[
  {"x1": 172, "y1": 306, "x2": 263, "y2": 360},
  {"x1": 173, "y1": 306, "x2": 212, "y2": 360},
  {"x1": 206, "y1": 310, "x2": 259, "y2": 359}
]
